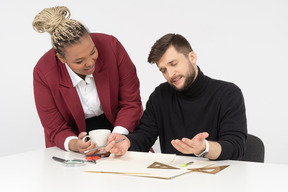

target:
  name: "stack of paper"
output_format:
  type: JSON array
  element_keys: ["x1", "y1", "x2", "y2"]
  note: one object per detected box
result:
[{"x1": 84, "y1": 151, "x2": 213, "y2": 179}]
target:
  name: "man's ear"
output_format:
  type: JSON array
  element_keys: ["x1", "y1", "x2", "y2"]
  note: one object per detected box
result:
[
  {"x1": 188, "y1": 51, "x2": 197, "y2": 65},
  {"x1": 56, "y1": 53, "x2": 66, "y2": 64}
]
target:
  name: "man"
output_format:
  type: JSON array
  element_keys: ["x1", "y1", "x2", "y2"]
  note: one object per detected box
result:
[{"x1": 106, "y1": 33, "x2": 247, "y2": 160}]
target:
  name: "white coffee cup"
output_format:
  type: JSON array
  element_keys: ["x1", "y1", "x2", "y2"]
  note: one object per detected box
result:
[{"x1": 82, "y1": 129, "x2": 111, "y2": 154}]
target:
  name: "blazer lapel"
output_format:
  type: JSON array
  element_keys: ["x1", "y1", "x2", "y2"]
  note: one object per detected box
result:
[
  {"x1": 58, "y1": 61, "x2": 86, "y2": 133},
  {"x1": 93, "y1": 57, "x2": 112, "y2": 118}
]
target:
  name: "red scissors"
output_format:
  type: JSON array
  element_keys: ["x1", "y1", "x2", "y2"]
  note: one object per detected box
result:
[{"x1": 85, "y1": 155, "x2": 100, "y2": 164}]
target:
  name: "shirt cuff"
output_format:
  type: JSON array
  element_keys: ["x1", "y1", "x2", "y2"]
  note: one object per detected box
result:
[
  {"x1": 113, "y1": 126, "x2": 129, "y2": 135},
  {"x1": 64, "y1": 136, "x2": 78, "y2": 151}
]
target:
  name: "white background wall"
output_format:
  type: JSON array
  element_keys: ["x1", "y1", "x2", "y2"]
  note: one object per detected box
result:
[{"x1": 0, "y1": 0, "x2": 287, "y2": 164}]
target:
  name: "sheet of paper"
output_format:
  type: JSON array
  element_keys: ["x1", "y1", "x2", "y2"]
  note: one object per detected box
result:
[
  {"x1": 169, "y1": 155, "x2": 214, "y2": 169},
  {"x1": 84, "y1": 151, "x2": 213, "y2": 179}
]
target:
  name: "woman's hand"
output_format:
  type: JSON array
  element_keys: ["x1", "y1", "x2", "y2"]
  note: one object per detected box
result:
[{"x1": 69, "y1": 132, "x2": 100, "y2": 155}]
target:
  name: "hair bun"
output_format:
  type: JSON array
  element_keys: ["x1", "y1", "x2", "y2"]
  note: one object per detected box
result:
[{"x1": 32, "y1": 6, "x2": 71, "y2": 34}]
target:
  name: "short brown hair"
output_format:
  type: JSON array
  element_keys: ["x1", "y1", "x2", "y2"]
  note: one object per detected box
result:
[{"x1": 148, "y1": 33, "x2": 193, "y2": 64}]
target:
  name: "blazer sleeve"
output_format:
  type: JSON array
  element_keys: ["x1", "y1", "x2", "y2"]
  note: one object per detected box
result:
[
  {"x1": 33, "y1": 66, "x2": 77, "y2": 150},
  {"x1": 110, "y1": 36, "x2": 143, "y2": 132}
]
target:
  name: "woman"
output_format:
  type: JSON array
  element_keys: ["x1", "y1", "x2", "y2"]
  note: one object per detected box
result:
[{"x1": 32, "y1": 6, "x2": 143, "y2": 155}]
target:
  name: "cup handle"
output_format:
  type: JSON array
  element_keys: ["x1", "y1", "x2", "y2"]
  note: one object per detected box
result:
[{"x1": 82, "y1": 135, "x2": 90, "y2": 143}]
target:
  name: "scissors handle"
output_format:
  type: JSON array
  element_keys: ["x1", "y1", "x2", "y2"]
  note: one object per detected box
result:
[{"x1": 52, "y1": 156, "x2": 66, "y2": 163}]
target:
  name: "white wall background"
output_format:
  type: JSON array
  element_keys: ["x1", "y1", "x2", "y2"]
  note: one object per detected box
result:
[{"x1": 0, "y1": 0, "x2": 287, "y2": 164}]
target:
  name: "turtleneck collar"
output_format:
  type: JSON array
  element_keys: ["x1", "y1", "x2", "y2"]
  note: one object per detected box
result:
[{"x1": 177, "y1": 66, "x2": 208, "y2": 98}]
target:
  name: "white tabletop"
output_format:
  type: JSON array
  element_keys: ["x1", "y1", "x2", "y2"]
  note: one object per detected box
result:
[{"x1": 0, "y1": 147, "x2": 286, "y2": 192}]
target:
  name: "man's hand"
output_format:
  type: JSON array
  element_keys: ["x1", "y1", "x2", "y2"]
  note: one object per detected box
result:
[
  {"x1": 171, "y1": 132, "x2": 209, "y2": 155},
  {"x1": 105, "y1": 133, "x2": 131, "y2": 156}
]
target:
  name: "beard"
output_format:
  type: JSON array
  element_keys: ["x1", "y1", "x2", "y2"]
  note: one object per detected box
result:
[{"x1": 170, "y1": 61, "x2": 196, "y2": 91}]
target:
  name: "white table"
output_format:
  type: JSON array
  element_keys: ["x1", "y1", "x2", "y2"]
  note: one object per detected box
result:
[{"x1": 0, "y1": 147, "x2": 286, "y2": 192}]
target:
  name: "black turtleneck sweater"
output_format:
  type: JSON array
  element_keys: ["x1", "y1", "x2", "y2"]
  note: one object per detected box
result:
[{"x1": 127, "y1": 68, "x2": 247, "y2": 160}]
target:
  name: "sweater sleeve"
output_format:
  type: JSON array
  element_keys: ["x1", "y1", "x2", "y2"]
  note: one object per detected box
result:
[
  {"x1": 127, "y1": 93, "x2": 158, "y2": 152},
  {"x1": 216, "y1": 84, "x2": 247, "y2": 160}
]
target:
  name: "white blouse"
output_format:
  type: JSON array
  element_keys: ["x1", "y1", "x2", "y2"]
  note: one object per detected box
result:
[{"x1": 63, "y1": 64, "x2": 128, "y2": 151}]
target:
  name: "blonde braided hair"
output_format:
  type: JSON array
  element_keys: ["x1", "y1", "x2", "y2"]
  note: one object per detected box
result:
[{"x1": 32, "y1": 6, "x2": 89, "y2": 56}]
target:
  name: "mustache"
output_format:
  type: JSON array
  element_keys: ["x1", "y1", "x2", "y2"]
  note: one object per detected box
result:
[{"x1": 170, "y1": 75, "x2": 183, "y2": 83}]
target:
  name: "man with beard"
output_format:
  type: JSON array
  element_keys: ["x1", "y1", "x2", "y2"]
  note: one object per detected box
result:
[{"x1": 106, "y1": 34, "x2": 247, "y2": 160}]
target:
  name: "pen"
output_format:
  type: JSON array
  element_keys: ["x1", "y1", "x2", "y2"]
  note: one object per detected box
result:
[
  {"x1": 84, "y1": 138, "x2": 125, "y2": 153},
  {"x1": 181, "y1": 161, "x2": 194, "y2": 167}
]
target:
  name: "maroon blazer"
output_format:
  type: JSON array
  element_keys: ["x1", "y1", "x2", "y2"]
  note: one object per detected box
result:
[{"x1": 33, "y1": 33, "x2": 143, "y2": 150}]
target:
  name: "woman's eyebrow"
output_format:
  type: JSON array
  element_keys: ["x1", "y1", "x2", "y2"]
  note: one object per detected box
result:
[{"x1": 73, "y1": 46, "x2": 96, "y2": 61}]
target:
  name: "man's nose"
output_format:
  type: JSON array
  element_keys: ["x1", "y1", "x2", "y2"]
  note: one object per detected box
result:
[{"x1": 167, "y1": 68, "x2": 175, "y2": 78}]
